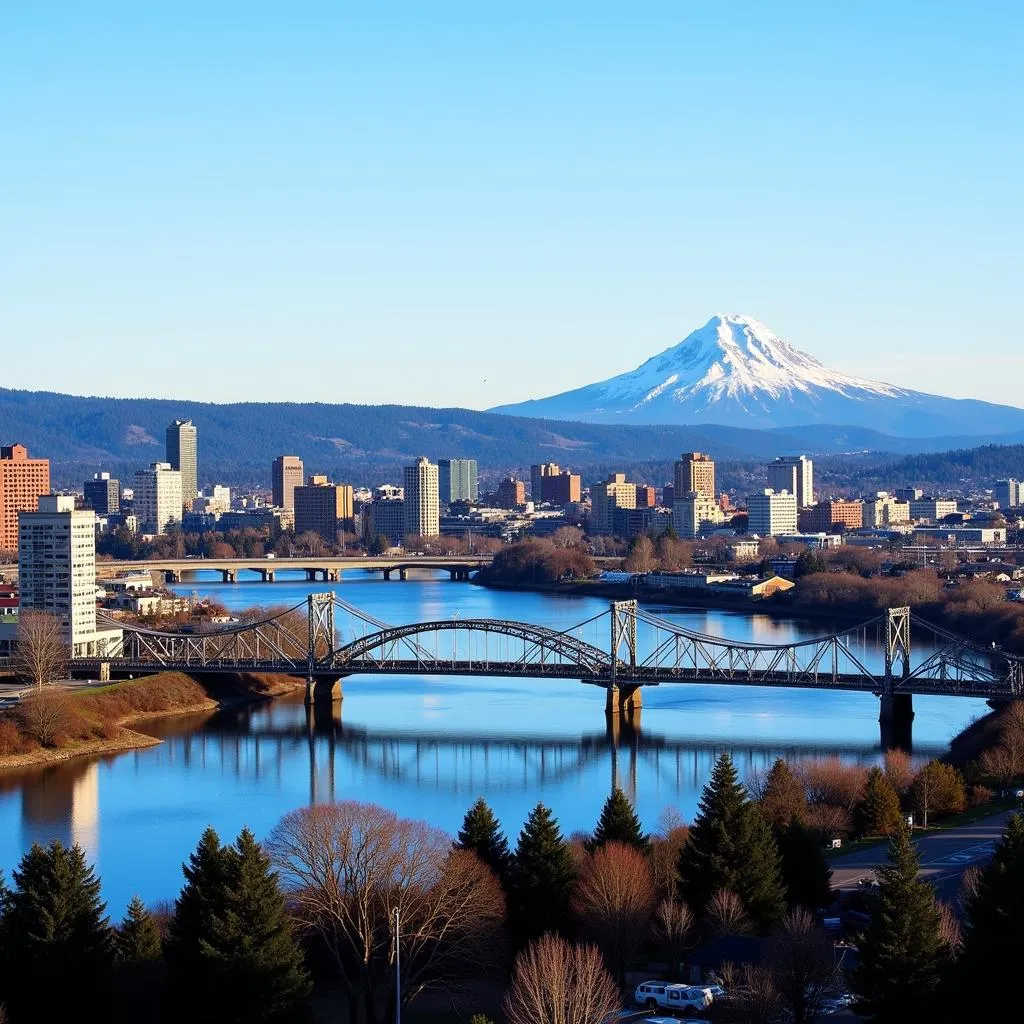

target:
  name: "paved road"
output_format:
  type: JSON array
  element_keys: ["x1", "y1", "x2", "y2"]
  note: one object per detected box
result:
[{"x1": 831, "y1": 809, "x2": 1019, "y2": 903}]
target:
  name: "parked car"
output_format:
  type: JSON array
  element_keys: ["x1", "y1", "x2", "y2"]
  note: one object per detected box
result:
[{"x1": 634, "y1": 981, "x2": 712, "y2": 1012}]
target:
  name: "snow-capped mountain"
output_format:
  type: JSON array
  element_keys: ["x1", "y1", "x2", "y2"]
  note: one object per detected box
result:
[{"x1": 490, "y1": 314, "x2": 1024, "y2": 437}]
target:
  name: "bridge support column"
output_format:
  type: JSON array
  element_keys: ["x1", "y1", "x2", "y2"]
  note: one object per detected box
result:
[
  {"x1": 605, "y1": 684, "x2": 642, "y2": 716},
  {"x1": 879, "y1": 692, "x2": 914, "y2": 750},
  {"x1": 326, "y1": 569, "x2": 340, "y2": 582},
  {"x1": 165, "y1": 570, "x2": 182, "y2": 583},
  {"x1": 399, "y1": 568, "x2": 408, "y2": 581},
  {"x1": 221, "y1": 569, "x2": 236, "y2": 584},
  {"x1": 98, "y1": 661, "x2": 110, "y2": 683},
  {"x1": 265, "y1": 569, "x2": 275, "y2": 582},
  {"x1": 305, "y1": 569, "x2": 317, "y2": 582},
  {"x1": 304, "y1": 677, "x2": 343, "y2": 704}
]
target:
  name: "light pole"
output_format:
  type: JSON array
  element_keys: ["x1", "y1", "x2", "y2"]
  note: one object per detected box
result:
[{"x1": 394, "y1": 906, "x2": 401, "y2": 1024}]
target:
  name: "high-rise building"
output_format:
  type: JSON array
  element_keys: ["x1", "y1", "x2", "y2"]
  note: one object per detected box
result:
[
  {"x1": 272, "y1": 455, "x2": 304, "y2": 510},
  {"x1": 496, "y1": 476, "x2": 527, "y2": 509},
  {"x1": 995, "y1": 479, "x2": 1024, "y2": 509},
  {"x1": 294, "y1": 477, "x2": 355, "y2": 540},
  {"x1": 531, "y1": 463, "x2": 581, "y2": 504},
  {"x1": 531, "y1": 462, "x2": 560, "y2": 500},
  {"x1": 439, "y1": 459, "x2": 479, "y2": 505},
  {"x1": 800, "y1": 498, "x2": 864, "y2": 533},
  {"x1": 672, "y1": 493, "x2": 726, "y2": 539},
  {"x1": 134, "y1": 463, "x2": 183, "y2": 535},
  {"x1": 894, "y1": 487, "x2": 923, "y2": 503},
  {"x1": 674, "y1": 453, "x2": 716, "y2": 499},
  {"x1": 767, "y1": 455, "x2": 814, "y2": 507},
  {"x1": 367, "y1": 497, "x2": 405, "y2": 546},
  {"x1": 18, "y1": 495, "x2": 120, "y2": 657},
  {"x1": 662, "y1": 484, "x2": 675, "y2": 507},
  {"x1": 590, "y1": 473, "x2": 637, "y2": 535},
  {"x1": 635, "y1": 485, "x2": 657, "y2": 508},
  {"x1": 165, "y1": 419, "x2": 198, "y2": 504},
  {"x1": 747, "y1": 490, "x2": 798, "y2": 536},
  {"x1": 83, "y1": 472, "x2": 120, "y2": 514},
  {"x1": 0, "y1": 444, "x2": 50, "y2": 555},
  {"x1": 403, "y1": 457, "x2": 440, "y2": 538}
]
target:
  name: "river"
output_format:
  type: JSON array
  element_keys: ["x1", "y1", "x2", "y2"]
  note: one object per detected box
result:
[{"x1": 0, "y1": 571, "x2": 987, "y2": 914}]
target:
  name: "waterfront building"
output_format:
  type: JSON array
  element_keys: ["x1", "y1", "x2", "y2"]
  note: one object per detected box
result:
[
  {"x1": 218, "y1": 507, "x2": 294, "y2": 532},
  {"x1": 403, "y1": 457, "x2": 440, "y2": 538},
  {"x1": 439, "y1": 459, "x2": 478, "y2": 505},
  {"x1": 0, "y1": 444, "x2": 50, "y2": 555},
  {"x1": 367, "y1": 497, "x2": 405, "y2": 546},
  {"x1": 83, "y1": 472, "x2": 120, "y2": 515},
  {"x1": 495, "y1": 476, "x2": 527, "y2": 509},
  {"x1": 672, "y1": 493, "x2": 726, "y2": 539},
  {"x1": 272, "y1": 455, "x2": 304, "y2": 510},
  {"x1": 747, "y1": 489, "x2": 799, "y2": 536},
  {"x1": 674, "y1": 452, "x2": 715, "y2": 500},
  {"x1": 133, "y1": 463, "x2": 183, "y2": 535},
  {"x1": 294, "y1": 476, "x2": 355, "y2": 540},
  {"x1": 767, "y1": 455, "x2": 814, "y2": 507},
  {"x1": 590, "y1": 473, "x2": 636, "y2": 535},
  {"x1": 165, "y1": 419, "x2": 198, "y2": 504}
]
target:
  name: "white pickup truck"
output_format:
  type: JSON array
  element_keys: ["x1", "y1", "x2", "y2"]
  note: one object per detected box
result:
[{"x1": 634, "y1": 981, "x2": 712, "y2": 1012}]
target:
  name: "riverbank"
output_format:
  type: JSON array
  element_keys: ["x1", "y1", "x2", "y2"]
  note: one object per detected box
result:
[{"x1": 0, "y1": 671, "x2": 303, "y2": 771}]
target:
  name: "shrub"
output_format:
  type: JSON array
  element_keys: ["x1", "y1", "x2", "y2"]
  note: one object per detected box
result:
[
  {"x1": 0, "y1": 717, "x2": 29, "y2": 756},
  {"x1": 968, "y1": 784, "x2": 994, "y2": 808}
]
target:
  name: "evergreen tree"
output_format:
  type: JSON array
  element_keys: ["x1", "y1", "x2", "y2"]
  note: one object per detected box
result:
[
  {"x1": 960, "y1": 814, "x2": 1024, "y2": 1016},
  {"x1": 509, "y1": 803, "x2": 577, "y2": 945},
  {"x1": 677, "y1": 753, "x2": 786, "y2": 931},
  {"x1": 587, "y1": 787, "x2": 648, "y2": 852},
  {"x1": 114, "y1": 895, "x2": 166, "y2": 1023},
  {"x1": 855, "y1": 767, "x2": 904, "y2": 837},
  {"x1": 852, "y1": 826, "x2": 950, "y2": 1022},
  {"x1": 455, "y1": 798, "x2": 513, "y2": 884},
  {"x1": 116, "y1": 895, "x2": 163, "y2": 963},
  {"x1": 778, "y1": 819, "x2": 834, "y2": 911},
  {"x1": 760, "y1": 758, "x2": 807, "y2": 830},
  {"x1": 3, "y1": 841, "x2": 114, "y2": 1018}
]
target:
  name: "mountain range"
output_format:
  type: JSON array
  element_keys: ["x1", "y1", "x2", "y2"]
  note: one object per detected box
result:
[{"x1": 491, "y1": 314, "x2": 1024, "y2": 437}]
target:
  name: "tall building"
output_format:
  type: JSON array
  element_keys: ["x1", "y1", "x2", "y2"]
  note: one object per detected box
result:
[
  {"x1": 800, "y1": 498, "x2": 864, "y2": 533},
  {"x1": 590, "y1": 473, "x2": 637, "y2": 535},
  {"x1": 496, "y1": 476, "x2": 527, "y2": 509},
  {"x1": 165, "y1": 419, "x2": 198, "y2": 504},
  {"x1": 272, "y1": 455, "x2": 304, "y2": 510},
  {"x1": 672, "y1": 493, "x2": 726, "y2": 539},
  {"x1": 909, "y1": 497, "x2": 959, "y2": 522},
  {"x1": 403, "y1": 457, "x2": 440, "y2": 538},
  {"x1": 531, "y1": 463, "x2": 581, "y2": 504},
  {"x1": 635, "y1": 485, "x2": 657, "y2": 508},
  {"x1": 18, "y1": 495, "x2": 119, "y2": 657},
  {"x1": 995, "y1": 479, "x2": 1024, "y2": 509},
  {"x1": 294, "y1": 477, "x2": 355, "y2": 540},
  {"x1": 674, "y1": 452, "x2": 716, "y2": 499},
  {"x1": 439, "y1": 459, "x2": 478, "y2": 505},
  {"x1": 747, "y1": 490, "x2": 799, "y2": 537},
  {"x1": 134, "y1": 463, "x2": 183, "y2": 535},
  {"x1": 83, "y1": 472, "x2": 120, "y2": 514},
  {"x1": 531, "y1": 462, "x2": 560, "y2": 499},
  {"x1": 862, "y1": 492, "x2": 911, "y2": 528},
  {"x1": 894, "y1": 487, "x2": 923, "y2": 503},
  {"x1": 0, "y1": 444, "x2": 50, "y2": 555},
  {"x1": 767, "y1": 455, "x2": 814, "y2": 508},
  {"x1": 367, "y1": 497, "x2": 405, "y2": 546}
]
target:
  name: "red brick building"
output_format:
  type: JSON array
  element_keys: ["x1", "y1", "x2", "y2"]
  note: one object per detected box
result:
[{"x1": 1, "y1": 444, "x2": 50, "y2": 554}]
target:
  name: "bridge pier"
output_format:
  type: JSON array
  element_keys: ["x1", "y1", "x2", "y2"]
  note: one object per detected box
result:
[
  {"x1": 326, "y1": 569, "x2": 340, "y2": 582},
  {"x1": 304, "y1": 677, "x2": 343, "y2": 705},
  {"x1": 221, "y1": 569, "x2": 237, "y2": 584},
  {"x1": 265, "y1": 568, "x2": 275, "y2": 582},
  {"x1": 605, "y1": 684, "x2": 642, "y2": 716},
  {"x1": 304, "y1": 568, "x2": 317, "y2": 582},
  {"x1": 879, "y1": 692, "x2": 914, "y2": 750},
  {"x1": 164, "y1": 569, "x2": 182, "y2": 583}
]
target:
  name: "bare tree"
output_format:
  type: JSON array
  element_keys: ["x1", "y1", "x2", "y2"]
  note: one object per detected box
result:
[
  {"x1": 936, "y1": 900, "x2": 963, "y2": 954},
  {"x1": 716, "y1": 962, "x2": 782, "y2": 1024},
  {"x1": 550, "y1": 526, "x2": 585, "y2": 550},
  {"x1": 958, "y1": 864, "x2": 983, "y2": 911},
  {"x1": 267, "y1": 801, "x2": 505, "y2": 1024},
  {"x1": 882, "y1": 749, "x2": 914, "y2": 796},
  {"x1": 768, "y1": 908, "x2": 840, "y2": 1024},
  {"x1": 650, "y1": 808, "x2": 689, "y2": 901},
  {"x1": 15, "y1": 688, "x2": 74, "y2": 748},
  {"x1": 12, "y1": 611, "x2": 68, "y2": 689},
  {"x1": 653, "y1": 898, "x2": 694, "y2": 981},
  {"x1": 707, "y1": 889, "x2": 751, "y2": 937},
  {"x1": 572, "y1": 841, "x2": 655, "y2": 984},
  {"x1": 623, "y1": 536, "x2": 656, "y2": 575},
  {"x1": 503, "y1": 933, "x2": 620, "y2": 1024}
]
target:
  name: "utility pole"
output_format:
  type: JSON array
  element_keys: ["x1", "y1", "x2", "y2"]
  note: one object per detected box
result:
[{"x1": 394, "y1": 906, "x2": 401, "y2": 1024}]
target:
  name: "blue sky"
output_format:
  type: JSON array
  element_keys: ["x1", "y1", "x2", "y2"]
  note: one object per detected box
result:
[{"x1": 2, "y1": 2, "x2": 1022, "y2": 408}]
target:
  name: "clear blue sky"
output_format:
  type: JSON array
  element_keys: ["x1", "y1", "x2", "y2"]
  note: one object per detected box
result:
[{"x1": 2, "y1": 2, "x2": 1022, "y2": 408}]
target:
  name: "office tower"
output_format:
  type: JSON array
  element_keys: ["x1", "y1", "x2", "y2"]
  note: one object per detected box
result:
[
  {"x1": 165, "y1": 419, "x2": 198, "y2": 504},
  {"x1": 18, "y1": 496, "x2": 103, "y2": 656},
  {"x1": 403, "y1": 457, "x2": 440, "y2": 538},
  {"x1": 746, "y1": 489, "x2": 799, "y2": 536},
  {"x1": 862, "y1": 492, "x2": 911, "y2": 528},
  {"x1": 272, "y1": 455, "x2": 304, "y2": 510},
  {"x1": 635, "y1": 485, "x2": 657, "y2": 508},
  {"x1": 367, "y1": 497, "x2": 405, "y2": 546},
  {"x1": 995, "y1": 479, "x2": 1024, "y2": 508},
  {"x1": 496, "y1": 476, "x2": 527, "y2": 508},
  {"x1": 894, "y1": 487, "x2": 923, "y2": 503},
  {"x1": 531, "y1": 462, "x2": 581, "y2": 504},
  {"x1": 590, "y1": 473, "x2": 637, "y2": 535},
  {"x1": 134, "y1": 463, "x2": 183, "y2": 535},
  {"x1": 531, "y1": 462, "x2": 560, "y2": 500},
  {"x1": 767, "y1": 455, "x2": 814, "y2": 507},
  {"x1": 83, "y1": 472, "x2": 120, "y2": 514},
  {"x1": 662, "y1": 484, "x2": 675, "y2": 507},
  {"x1": 0, "y1": 444, "x2": 50, "y2": 554},
  {"x1": 674, "y1": 452, "x2": 715, "y2": 499},
  {"x1": 672, "y1": 493, "x2": 726, "y2": 539},
  {"x1": 439, "y1": 459, "x2": 479, "y2": 504},
  {"x1": 908, "y1": 497, "x2": 959, "y2": 522},
  {"x1": 294, "y1": 477, "x2": 355, "y2": 540},
  {"x1": 800, "y1": 498, "x2": 864, "y2": 533}
]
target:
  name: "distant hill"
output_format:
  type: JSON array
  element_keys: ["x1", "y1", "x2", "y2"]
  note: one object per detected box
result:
[{"x1": 2, "y1": 386, "x2": 1022, "y2": 489}]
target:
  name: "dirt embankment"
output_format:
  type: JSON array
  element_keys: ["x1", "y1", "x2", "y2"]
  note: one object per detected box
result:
[{"x1": 0, "y1": 671, "x2": 303, "y2": 771}]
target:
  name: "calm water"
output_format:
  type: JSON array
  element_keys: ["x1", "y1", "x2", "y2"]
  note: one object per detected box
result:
[{"x1": 0, "y1": 571, "x2": 986, "y2": 914}]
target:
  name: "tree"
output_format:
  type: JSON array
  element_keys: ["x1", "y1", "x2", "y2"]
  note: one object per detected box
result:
[
  {"x1": 268, "y1": 802, "x2": 504, "y2": 1024},
  {"x1": 854, "y1": 767, "x2": 903, "y2": 837},
  {"x1": 760, "y1": 758, "x2": 807, "y2": 830},
  {"x1": 587, "y1": 787, "x2": 648, "y2": 853},
  {"x1": 116, "y1": 895, "x2": 162, "y2": 964},
  {"x1": 960, "y1": 814, "x2": 1024, "y2": 1015},
  {"x1": 14, "y1": 687, "x2": 75, "y2": 748},
  {"x1": 3, "y1": 841, "x2": 114, "y2": 1018},
  {"x1": 572, "y1": 842, "x2": 655, "y2": 985},
  {"x1": 769, "y1": 908, "x2": 840, "y2": 1024},
  {"x1": 649, "y1": 807, "x2": 688, "y2": 901},
  {"x1": 882, "y1": 749, "x2": 914, "y2": 796},
  {"x1": 909, "y1": 760, "x2": 966, "y2": 825},
  {"x1": 623, "y1": 535, "x2": 656, "y2": 574},
  {"x1": 653, "y1": 898, "x2": 694, "y2": 981},
  {"x1": 677, "y1": 754, "x2": 786, "y2": 931},
  {"x1": 778, "y1": 819, "x2": 833, "y2": 910},
  {"x1": 852, "y1": 826, "x2": 951, "y2": 1022},
  {"x1": 509, "y1": 804, "x2": 577, "y2": 945},
  {"x1": 502, "y1": 933, "x2": 620, "y2": 1024},
  {"x1": 707, "y1": 888, "x2": 751, "y2": 936},
  {"x1": 455, "y1": 798, "x2": 512, "y2": 885},
  {"x1": 12, "y1": 610, "x2": 68, "y2": 688}
]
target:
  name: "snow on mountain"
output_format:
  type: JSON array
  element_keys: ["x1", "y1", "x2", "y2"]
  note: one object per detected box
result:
[{"x1": 490, "y1": 314, "x2": 1024, "y2": 437}]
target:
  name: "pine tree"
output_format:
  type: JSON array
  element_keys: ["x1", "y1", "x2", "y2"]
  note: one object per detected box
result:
[
  {"x1": 3, "y1": 841, "x2": 114, "y2": 1018},
  {"x1": 588, "y1": 787, "x2": 648, "y2": 852},
  {"x1": 960, "y1": 814, "x2": 1024, "y2": 1016},
  {"x1": 114, "y1": 895, "x2": 166, "y2": 1022},
  {"x1": 116, "y1": 895, "x2": 163, "y2": 963},
  {"x1": 760, "y1": 758, "x2": 807, "y2": 830},
  {"x1": 855, "y1": 767, "x2": 904, "y2": 837},
  {"x1": 852, "y1": 826, "x2": 950, "y2": 1021},
  {"x1": 456, "y1": 798, "x2": 513, "y2": 884},
  {"x1": 509, "y1": 803, "x2": 577, "y2": 945},
  {"x1": 677, "y1": 753, "x2": 785, "y2": 932},
  {"x1": 778, "y1": 819, "x2": 834, "y2": 911}
]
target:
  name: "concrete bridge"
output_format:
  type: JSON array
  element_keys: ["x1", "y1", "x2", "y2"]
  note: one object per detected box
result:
[{"x1": 96, "y1": 555, "x2": 491, "y2": 584}]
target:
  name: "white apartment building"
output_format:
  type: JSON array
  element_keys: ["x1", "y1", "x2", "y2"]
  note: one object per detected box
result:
[
  {"x1": 672, "y1": 493, "x2": 725, "y2": 539},
  {"x1": 767, "y1": 455, "x2": 814, "y2": 508},
  {"x1": 134, "y1": 463, "x2": 183, "y2": 535},
  {"x1": 18, "y1": 495, "x2": 120, "y2": 657},
  {"x1": 192, "y1": 484, "x2": 231, "y2": 515},
  {"x1": 590, "y1": 474, "x2": 636, "y2": 535},
  {"x1": 403, "y1": 457, "x2": 439, "y2": 538},
  {"x1": 747, "y1": 489, "x2": 798, "y2": 537},
  {"x1": 863, "y1": 492, "x2": 911, "y2": 528}
]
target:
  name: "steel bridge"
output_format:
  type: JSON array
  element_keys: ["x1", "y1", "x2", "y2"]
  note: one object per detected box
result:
[{"x1": 74, "y1": 596, "x2": 1024, "y2": 746}]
